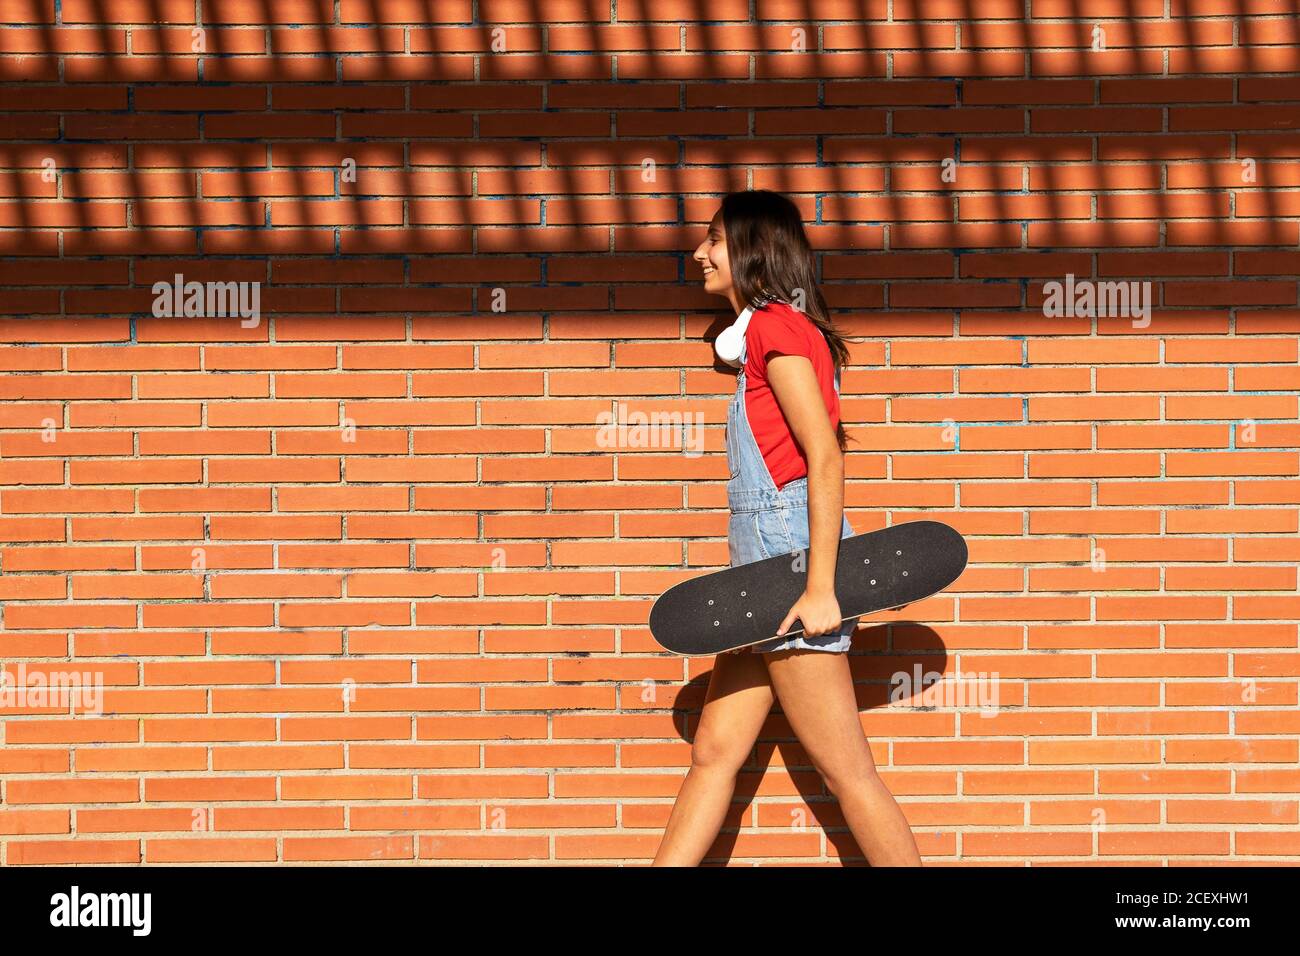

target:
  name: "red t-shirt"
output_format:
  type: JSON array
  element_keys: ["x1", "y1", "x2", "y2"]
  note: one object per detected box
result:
[{"x1": 742, "y1": 301, "x2": 842, "y2": 490}]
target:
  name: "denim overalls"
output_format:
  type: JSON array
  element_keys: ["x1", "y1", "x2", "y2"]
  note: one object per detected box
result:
[{"x1": 725, "y1": 331, "x2": 858, "y2": 654}]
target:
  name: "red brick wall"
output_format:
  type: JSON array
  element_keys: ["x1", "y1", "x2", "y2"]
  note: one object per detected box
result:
[{"x1": 1, "y1": 1, "x2": 1299, "y2": 865}]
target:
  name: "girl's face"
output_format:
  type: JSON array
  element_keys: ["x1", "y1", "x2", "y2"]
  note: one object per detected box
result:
[{"x1": 693, "y1": 212, "x2": 736, "y2": 307}]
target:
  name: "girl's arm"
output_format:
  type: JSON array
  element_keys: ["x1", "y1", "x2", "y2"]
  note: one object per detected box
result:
[{"x1": 764, "y1": 353, "x2": 845, "y2": 637}]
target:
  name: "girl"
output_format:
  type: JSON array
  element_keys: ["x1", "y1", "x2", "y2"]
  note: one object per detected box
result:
[{"x1": 651, "y1": 190, "x2": 922, "y2": 867}]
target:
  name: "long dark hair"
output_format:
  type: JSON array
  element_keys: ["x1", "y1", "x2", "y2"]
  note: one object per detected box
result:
[{"x1": 720, "y1": 189, "x2": 855, "y2": 451}]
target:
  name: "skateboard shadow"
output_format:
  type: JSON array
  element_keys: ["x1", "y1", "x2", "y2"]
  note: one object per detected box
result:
[{"x1": 669, "y1": 620, "x2": 951, "y2": 866}]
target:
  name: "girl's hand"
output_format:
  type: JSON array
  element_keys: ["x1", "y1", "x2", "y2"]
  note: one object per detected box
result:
[{"x1": 776, "y1": 587, "x2": 843, "y2": 639}]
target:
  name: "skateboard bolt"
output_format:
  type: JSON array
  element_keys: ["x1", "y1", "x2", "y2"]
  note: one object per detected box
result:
[
  {"x1": 870, "y1": 579, "x2": 876, "y2": 585},
  {"x1": 713, "y1": 621, "x2": 719, "y2": 626},
  {"x1": 902, "y1": 570, "x2": 908, "y2": 576},
  {"x1": 746, "y1": 612, "x2": 752, "y2": 617},
  {"x1": 741, "y1": 590, "x2": 746, "y2": 597},
  {"x1": 707, "y1": 599, "x2": 713, "y2": 605}
]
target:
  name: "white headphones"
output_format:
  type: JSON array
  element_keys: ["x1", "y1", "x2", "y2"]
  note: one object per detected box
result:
[{"x1": 714, "y1": 289, "x2": 783, "y2": 368}]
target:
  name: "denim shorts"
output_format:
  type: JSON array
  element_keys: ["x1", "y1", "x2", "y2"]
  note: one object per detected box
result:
[{"x1": 728, "y1": 491, "x2": 859, "y2": 654}]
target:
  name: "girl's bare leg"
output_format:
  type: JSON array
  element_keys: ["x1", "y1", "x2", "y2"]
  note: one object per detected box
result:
[
  {"x1": 651, "y1": 651, "x2": 775, "y2": 866},
  {"x1": 763, "y1": 648, "x2": 922, "y2": 866}
]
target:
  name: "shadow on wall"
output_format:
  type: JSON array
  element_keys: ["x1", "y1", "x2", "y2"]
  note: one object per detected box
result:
[{"x1": 1, "y1": 0, "x2": 1296, "y2": 323}]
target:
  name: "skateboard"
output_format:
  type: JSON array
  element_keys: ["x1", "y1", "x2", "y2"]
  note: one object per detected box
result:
[{"x1": 649, "y1": 520, "x2": 967, "y2": 656}]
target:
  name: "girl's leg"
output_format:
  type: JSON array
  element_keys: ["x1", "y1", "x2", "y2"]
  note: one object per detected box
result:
[
  {"x1": 763, "y1": 648, "x2": 922, "y2": 866},
  {"x1": 651, "y1": 650, "x2": 775, "y2": 866}
]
